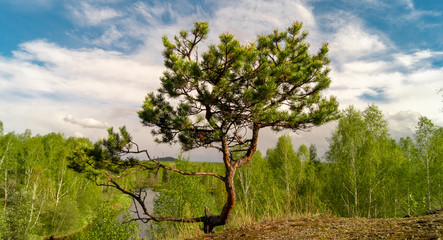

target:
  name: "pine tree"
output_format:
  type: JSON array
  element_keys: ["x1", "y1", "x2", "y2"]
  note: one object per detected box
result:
[{"x1": 69, "y1": 21, "x2": 339, "y2": 232}]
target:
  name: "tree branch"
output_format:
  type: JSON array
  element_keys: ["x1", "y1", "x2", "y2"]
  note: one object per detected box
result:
[
  {"x1": 125, "y1": 142, "x2": 225, "y2": 181},
  {"x1": 100, "y1": 172, "x2": 220, "y2": 230}
]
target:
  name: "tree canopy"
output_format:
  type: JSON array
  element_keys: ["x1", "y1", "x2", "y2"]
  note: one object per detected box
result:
[{"x1": 139, "y1": 21, "x2": 338, "y2": 159}]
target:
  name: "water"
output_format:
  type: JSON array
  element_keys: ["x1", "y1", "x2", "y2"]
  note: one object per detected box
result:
[{"x1": 118, "y1": 188, "x2": 158, "y2": 239}]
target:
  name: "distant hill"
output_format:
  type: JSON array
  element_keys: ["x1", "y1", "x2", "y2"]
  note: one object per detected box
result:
[{"x1": 155, "y1": 157, "x2": 176, "y2": 162}]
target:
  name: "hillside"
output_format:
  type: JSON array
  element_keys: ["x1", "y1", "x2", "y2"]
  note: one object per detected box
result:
[{"x1": 192, "y1": 208, "x2": 443, "y2": 239}]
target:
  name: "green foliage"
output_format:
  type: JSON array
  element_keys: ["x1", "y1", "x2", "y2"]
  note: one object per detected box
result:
[
  {"x1": 231, "y1": 106, "x2": 442, "y2": 222},
  {"x1": 138, "y1": 21, "x2": 338, "y2": 151},
  {"x1": 234, "y1": 151, "x2": 276, "y2": 218},
  {"x1": 414, "y1": 117, "x2": 442, "y2": 211},
  {"x1": 325, "y1": 106, "x2": 443, "y2": 218},
  {"x1": 0, "y1": 126, "x2": 131, "y2": 239},
  {"x1": 298, "y1": 144, "x2": 327, "y2": 213},
  {"x1": 151, "y1": 157, "x2": 224, "y2": 238},
  {"x1": 398, "y1": 136, "x2": 419, "y2": 215},
  {"x1": 0, "y1": 208, "x2": 6, "y2": 240},
  {"x1": 232, "y1": 136, "x2": 328, "y2": 223},
  {"x1": 67, "y1": 203, "x2": 138, "y2": 240},
  {"x1": 430, "y1": 127, "x2": 443, "y2": 207},
  {"x1": 266, "y1": 135, "x2": 302, "y2": 211},
  {"x1": 154, "y1": 157, "x2": 221, "y2": 218},
  {"x1": 326, "y1": 105, "x2": 399, "y2": 217},
  {"x1": 68, "y1": 127, "x2": 142, "y2": 181}
]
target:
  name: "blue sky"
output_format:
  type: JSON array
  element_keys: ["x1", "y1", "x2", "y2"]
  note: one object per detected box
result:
[{"x1": 1, "y1": 0, "x2": 442, "y2": 161}]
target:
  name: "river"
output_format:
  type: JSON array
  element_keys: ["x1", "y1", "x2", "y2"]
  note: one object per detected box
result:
[{"x1": 118, "y1": 188, "x2": 158, "y2": 239}]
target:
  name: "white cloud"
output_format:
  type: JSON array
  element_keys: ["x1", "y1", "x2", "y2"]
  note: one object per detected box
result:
[
  {"x1": 0, "y1": 38, "x2": 166, "y2": 147},
  {"x1": 92, "y1": 25, "x2": 125, "y2": 47},
  {"x1": 403, "y1": 0, "x2": 414, "y2": 9},
  {"x1": 394, "y1": 50, "x2": 443, "y2": 68},
  {"x1": 330, "y1": 52, "x2": 443, "y2": 129},
  {"x1": 321, "y1": 11, "x2": 442, "y2": 126},
  {"x1": 64, "y1": 114, "x2": 109, "y2": 128},
  {"x1": 389, "y1": 1, "x2": 441, "y2": 25},
  {"x1": 66, "y1": 0, "x2": 319, "y2": 52},
  {"x1": 71, "y1": 1, "x2": 123, "y2": 26},
  {"x1": 329, "y1": 22, "x2": 387, "y2": 63},
  {"x1": 74, "y1": 132, "x2": 85, "y2": 138},
  {"x1": 212, "y1": 0, "x2": 316, "y2": 43},
  {"x1": 386, "y1": 110, "x2": 421, "y2": 139},
  {"x1": 9, "y1": 40, "x2": 163, "y2": 103},
  {"x1": 342, "y1": 60, "x2": 389, "y2": 73}
]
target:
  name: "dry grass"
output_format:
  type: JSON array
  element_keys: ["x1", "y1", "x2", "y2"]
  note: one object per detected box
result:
[{"x1": 191, "y1": 208, "x2": 443, "y2": 239}]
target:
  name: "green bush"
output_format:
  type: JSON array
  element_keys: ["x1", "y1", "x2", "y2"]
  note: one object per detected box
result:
[{"x1": 67, "y1": 202, "x2": 138, "y2": 240}]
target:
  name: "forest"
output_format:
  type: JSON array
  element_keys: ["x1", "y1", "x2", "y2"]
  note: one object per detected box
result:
[{"x1": 0, "y1": 104, "x2": 441, "y2": 239}]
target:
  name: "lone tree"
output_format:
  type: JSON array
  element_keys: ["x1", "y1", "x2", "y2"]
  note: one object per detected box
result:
[{"x1": 69, "y1": 21, "x2": 339, "y2": 233}]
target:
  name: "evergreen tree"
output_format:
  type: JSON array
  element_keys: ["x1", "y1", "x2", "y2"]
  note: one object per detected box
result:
[{"x1": 68, "y1": 21, "x2": 339, "y2": 232}]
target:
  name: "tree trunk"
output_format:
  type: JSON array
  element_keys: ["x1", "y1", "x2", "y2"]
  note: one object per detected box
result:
[
  {"x1": 368, "y1": 182, "x2": 372, "y2": 218},
  {"x1": 25, "y1": 179, "x2": 40, "y2": 235},
  {"x1": 351, "y1": 148, "x2": 358, "y2": 217},
  {"x1": 217, "y1": 166, "x2": 237, "y2": 230},
  {"x1": 238, "y1": 168, "x2": 250, "y2": 212},
  {"x1": 202, "y1": 159, "x2": 239, "y2": 233},
  {"x1": 1, "y1": 137, "x2": 11, "y2": 213},
  {"x1": 3, "y1": 170, "x2": 7, "y2": 213},
  {"x1": 426, "y1": 158, "x2": 431, "y2": 211}
]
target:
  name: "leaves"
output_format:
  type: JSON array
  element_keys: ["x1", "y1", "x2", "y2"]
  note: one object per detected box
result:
[
  {"x1": 138, "y1": 21, "x2": 339, "y2": 152},
  {"x1": 0, "y1": 129, "x2": 110, "y2": 238}
]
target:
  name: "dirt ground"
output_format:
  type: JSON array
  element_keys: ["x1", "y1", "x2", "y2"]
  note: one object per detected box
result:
[{"x1": 192, "y1": 208, "x2": 442, "y2": 239}]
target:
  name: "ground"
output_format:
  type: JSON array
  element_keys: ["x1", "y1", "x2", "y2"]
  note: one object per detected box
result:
[{"x1": 192, "y1": 208, "x2": 442, "y2": 239}]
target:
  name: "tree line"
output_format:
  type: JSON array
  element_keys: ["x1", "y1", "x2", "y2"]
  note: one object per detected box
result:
[
  {"x1": 0, "y1": 123, "x2": 137, "y2": 239},
  {"x1": 233, "y1": 105, "x2": 442, "y2": 221},
  {"x1": 326, "y1": 106, "x2": 442, "y2": 218}
]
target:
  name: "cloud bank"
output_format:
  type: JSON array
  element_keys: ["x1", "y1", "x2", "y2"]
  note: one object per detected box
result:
[{"x1": 64, "y1": 114, "x2": 109, "y2": 129}]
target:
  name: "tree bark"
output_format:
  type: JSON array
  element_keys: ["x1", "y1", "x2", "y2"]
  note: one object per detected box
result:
[
  {"x1": 3, "y1": 170, "x2": 7, "y2": 213},
  {"x1": 220, "y1": 166, "x2": 236, "y2": 223}
]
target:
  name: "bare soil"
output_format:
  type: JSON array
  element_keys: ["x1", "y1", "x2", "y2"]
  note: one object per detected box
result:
[{"x1": 192, "y1": 208, "x2": 442, "y2": 239}]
